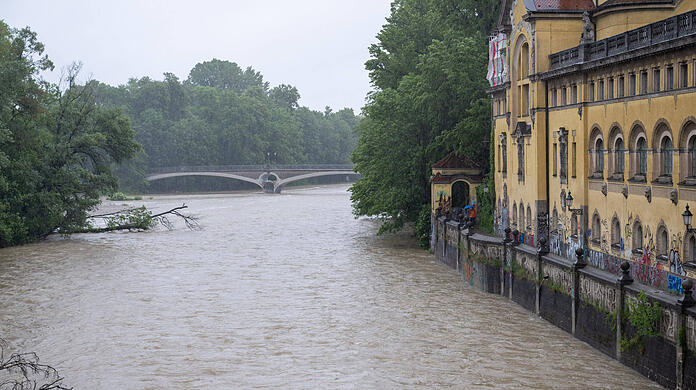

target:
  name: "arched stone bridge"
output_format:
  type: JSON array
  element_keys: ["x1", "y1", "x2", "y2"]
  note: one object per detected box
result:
[{"x1": 145, "y1": 164, "x2": 358, "y2": 193}]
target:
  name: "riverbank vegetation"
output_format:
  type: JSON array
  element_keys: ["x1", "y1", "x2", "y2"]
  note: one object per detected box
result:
[
  {"x1": 350, "y1": 0, "x2": 499, "y2": 248},
  {"x1": 0, "y1": 22, "x2": 139, "y2": 247}
]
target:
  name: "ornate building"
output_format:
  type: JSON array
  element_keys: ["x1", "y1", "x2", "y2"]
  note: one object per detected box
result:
[{"x1": 488, "y1": 0, "x2": 696, "y2": 290}]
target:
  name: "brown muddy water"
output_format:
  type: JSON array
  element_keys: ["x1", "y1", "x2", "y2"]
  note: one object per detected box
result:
[{"x1": 0, "y1": 184, "x2": 663, "y2": 389}]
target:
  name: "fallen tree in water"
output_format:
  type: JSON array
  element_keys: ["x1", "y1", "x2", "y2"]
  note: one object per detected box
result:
[
  {"x1": 0, "y1": 339, "x2": 71, "y2": 390},
  {"x1": 63, "y1": 204, "x2": 199, "y2": 234}
]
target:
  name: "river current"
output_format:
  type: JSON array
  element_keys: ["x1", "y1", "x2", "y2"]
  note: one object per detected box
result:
[{"x1": 0, "y1": 184, "x2": 662, "y2": 389}]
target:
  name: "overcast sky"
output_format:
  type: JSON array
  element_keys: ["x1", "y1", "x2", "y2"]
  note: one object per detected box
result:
[{"x1": 2, "y1": 0, "x2": 392, "y2": 112}]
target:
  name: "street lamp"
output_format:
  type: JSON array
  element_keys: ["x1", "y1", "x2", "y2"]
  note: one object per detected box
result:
[
  {"x1": 565, "y1": 190, "x2": 586, "y2": 262},
  {"x1": 683, "y1": 204, "x2": 694, "y2": 233},
  {"x1": 565, "y1": 191, "x2": 583, "y2": 215}
]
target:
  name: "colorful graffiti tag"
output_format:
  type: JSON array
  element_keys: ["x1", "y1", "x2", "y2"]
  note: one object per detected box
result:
[
  {"x1": 668, "y1": 274, "x2": 684, "y2": 294},
  {"x1": 669, "y1": 249, "x2": 686, "y2": 276},
  {"x1": 633, "y1": 248, "x2": 665, "y2": 289},
  {"x1": 517, "y1": 232, "x2": 535, "y2": 247}
]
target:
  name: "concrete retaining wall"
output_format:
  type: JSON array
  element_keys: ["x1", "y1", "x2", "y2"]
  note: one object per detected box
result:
[{"x1": 432, "y1": 216, "x2": 696, "y2": 390}]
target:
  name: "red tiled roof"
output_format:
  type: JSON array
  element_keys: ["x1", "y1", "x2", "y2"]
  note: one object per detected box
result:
[
  {"x1": 432, "y1": 152, "x2": 480, "y2": 169},
  {"x1": 533, "y1": 0, "x2": 595, "y2": 11}
]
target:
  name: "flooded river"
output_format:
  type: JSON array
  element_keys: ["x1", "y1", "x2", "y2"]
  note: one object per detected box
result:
[{"x1": 0, "y1": 185, "x2": 662, "y2": 388}]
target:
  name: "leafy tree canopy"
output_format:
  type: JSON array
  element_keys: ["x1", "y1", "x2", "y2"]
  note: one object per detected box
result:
[
  {"x1": 0, "y1": 22, "x2": 139, "y2": 247},
  {"x1": 351, "y1": 0, "x2": 499, "y2": 247}
]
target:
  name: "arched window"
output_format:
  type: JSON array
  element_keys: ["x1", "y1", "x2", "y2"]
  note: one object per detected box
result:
[
  {"x1": 526, "y1": 206, "x2": 532, "y2": 231},
  {"x1": 656, "y1": 225, "x2": 669, "y2": 257},
  {"x1": 632, "y1": 220, "x2": 643, "y2": 253},
  {"x1": 690, "y1": 136, "x2": 696, "y2": 178},
  {"x1": 611, "y1": 217, "x2": 621, "y2": 250},
  {"x1": 653, "y1": 122, "x2": 673, "y2": 183},
  {"x1": 517, "y1": 137, "x2": 525, "y2": 179},
  {"x1": 559, "y1": 128, "x2": 568, "y2": 181},
  {"x1": 595, "y1": 138, "x2": 604, "y2": 175},
  {"x1": 519, "y1": 202, "x2": 525, "y2": 232},
  {"x1": 629, "y1": 123, "x2": 648, "y2": 181},
  {"x1": 513, "y1": 202, "x2": 518, "y2": 227},
  {"x1": 519, "y1": 42, "x2": 529, "y2": 79},
  {"x1": 501, "y1": 135, "x2": 508, "y2": 174},
  {"x1": 690, "y1": 235, "x2": 696, "y2": 261},
  {"x1": 662, "y1": 136, "x2": 673, "y2": 176},
  {"x1": 615, "y1": 138, "x2": 625, "y2": 175},
  {"x1": 679, "y1": 120, "x2": 696, "y2": 183},
  {"x1": 592, "y1": 212, "x2": 601, "y2": 244},
  {"x1": 638, "y1": 137, "x2": 648, "y2": 176}
]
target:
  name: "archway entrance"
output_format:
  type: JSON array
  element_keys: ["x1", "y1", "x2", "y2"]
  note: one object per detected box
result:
[{"x1": 451, "y1": 181, "x2": 470, "y2": 208}]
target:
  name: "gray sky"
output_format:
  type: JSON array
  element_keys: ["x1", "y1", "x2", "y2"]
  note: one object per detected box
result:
[{"x1": 2, "y1": 0, "x2": 392, "y2": 112}]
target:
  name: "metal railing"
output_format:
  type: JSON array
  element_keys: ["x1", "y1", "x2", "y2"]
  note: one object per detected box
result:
[
  {"x1": 148, "y1": 164, "x2": 356, "y2": 174},
  {"x1": 549, "y1": 9, "x2": 696, "y2": 71}
]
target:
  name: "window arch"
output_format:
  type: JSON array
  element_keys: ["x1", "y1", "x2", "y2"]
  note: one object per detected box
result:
[
  {"x1": 595, "y1": 138, "x2": 605, "y2": 176},
  {"x1": 589, "y1": 127, "x2": 604, "y2": 177},
  {"x1": 513, "y1": 202, "x2": 518, "y2": 228},
  {"x1": 519, "y1": 42, "x2": 529, "y2": 80},
  {"x1": 679, "y1": 119, "x2": 696, "y2": 183},
  {"x1": 501, "y1": 134, "x2": 508, "y2": 174},
  {"x1": 628, "y1": 123, "x2": 648, "y2": 181},
  {"x1": 632, "y1": 220, "x2": 643, "y2": 253},
  {"x1": 611, "y1": 217, "x2": 621, "y2": 250},
  {"x1": 656, "y1": 224, "x2": 669, "y2": 257},
  {"x1": 591, "y1": 212, "x2": 601, "y2": 244},
  {"x1": 519, "y1": 202, "x2": 525, "y2": 232},
  {"x1": 689, "y1": 234, "x2": 696, "y2": 262},
  {"x1": 608, "y1": 125, "x2": 624, "y2": 179},
  {"x1": 526, "y1": 206, "x2": 532, "y2": 231},
  {"x1": 653, "y1": 121, "x2": 673, "y2": 182}
]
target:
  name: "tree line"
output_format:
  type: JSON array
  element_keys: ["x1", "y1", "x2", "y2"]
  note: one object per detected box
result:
[
  {"x1": 350, "y1": 0, "x2": 499, "y2": 247},
  {"x1": 92, "y1": 58, "x2": 359, "y2": 192}
]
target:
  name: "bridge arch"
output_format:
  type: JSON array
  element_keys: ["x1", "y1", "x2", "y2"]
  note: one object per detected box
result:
[
  {"x1": 145, "y1": 172, "x2": 263, "y2": 190},
  {"x1": 274, "y1": 171, "x2": 357, "y2": 193}
]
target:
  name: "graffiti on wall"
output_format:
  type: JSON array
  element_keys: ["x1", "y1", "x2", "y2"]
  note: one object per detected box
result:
[
  {"x1": 633, "y1": 248, "x2": 665, "y2": 288},
  {"x1": 669, "y1": 249, "x2": 686, "y2": 276},
  {"x1": 668, "y1": 274, "x2": 684, "y2": 294},
  {"x1": 550, "y1": 232, "x2": 582, "y2": 261},
  {"x1": 580, "y1": 275, "x2": 617, "y2": 312},
  {"x1": 517, "y1": 232, "x2": 535, "y2": 247}
]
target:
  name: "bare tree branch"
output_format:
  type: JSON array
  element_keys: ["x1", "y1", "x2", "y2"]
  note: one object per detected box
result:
[{"x1": 0, "y1": 340, "x2": 72, "y2": 390}]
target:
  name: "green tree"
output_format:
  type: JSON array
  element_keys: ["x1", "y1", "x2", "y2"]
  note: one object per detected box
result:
[
  {"x1": 351, "y1": 0, "x2": 499, "y2": 246},
  {"x1": 0, "y1": 23, "x2": 140, "y2": 247}
]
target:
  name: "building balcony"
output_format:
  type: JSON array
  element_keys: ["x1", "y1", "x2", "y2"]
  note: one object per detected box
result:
[{"x1": 548, "y1": 9, "x2": 696, "y2": 71}]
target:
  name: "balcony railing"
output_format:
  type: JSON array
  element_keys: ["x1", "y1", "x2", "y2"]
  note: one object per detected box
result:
[{"x1": 548, "y1": 9, "x2": 696, "y2": 71}]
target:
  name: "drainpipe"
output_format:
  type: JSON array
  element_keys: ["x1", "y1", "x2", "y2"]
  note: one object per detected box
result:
[{"x1": 544, "y1": 80, "x2": 551, "y2": 246}]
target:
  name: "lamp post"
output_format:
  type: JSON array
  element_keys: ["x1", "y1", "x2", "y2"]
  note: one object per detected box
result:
[
  {"x1": 565, "y1": 191, "x2": 586, "y2": 262},
  {"x1": 683, "y1": 204, "x2": 694, "y2": 233}
]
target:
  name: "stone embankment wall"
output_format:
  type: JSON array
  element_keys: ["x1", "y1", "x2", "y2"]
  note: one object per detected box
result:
[{"x1": 432, "y1": 216, "x2": 696, "y2": 390}]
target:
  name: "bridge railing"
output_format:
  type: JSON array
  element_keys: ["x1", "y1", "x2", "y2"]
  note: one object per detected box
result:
[{"x1": 147, "y1": 164, "x2": 356, "y2": 174}]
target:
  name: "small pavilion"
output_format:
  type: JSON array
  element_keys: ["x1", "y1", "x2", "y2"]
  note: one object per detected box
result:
[{"x1": 431, "y1": 152, "x2": 485, "y2": 216}]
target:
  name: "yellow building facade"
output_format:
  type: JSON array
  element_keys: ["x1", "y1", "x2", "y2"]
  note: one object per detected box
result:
[{"x1": 489, "y1": 0, "x2": 696, "y2": 291}]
